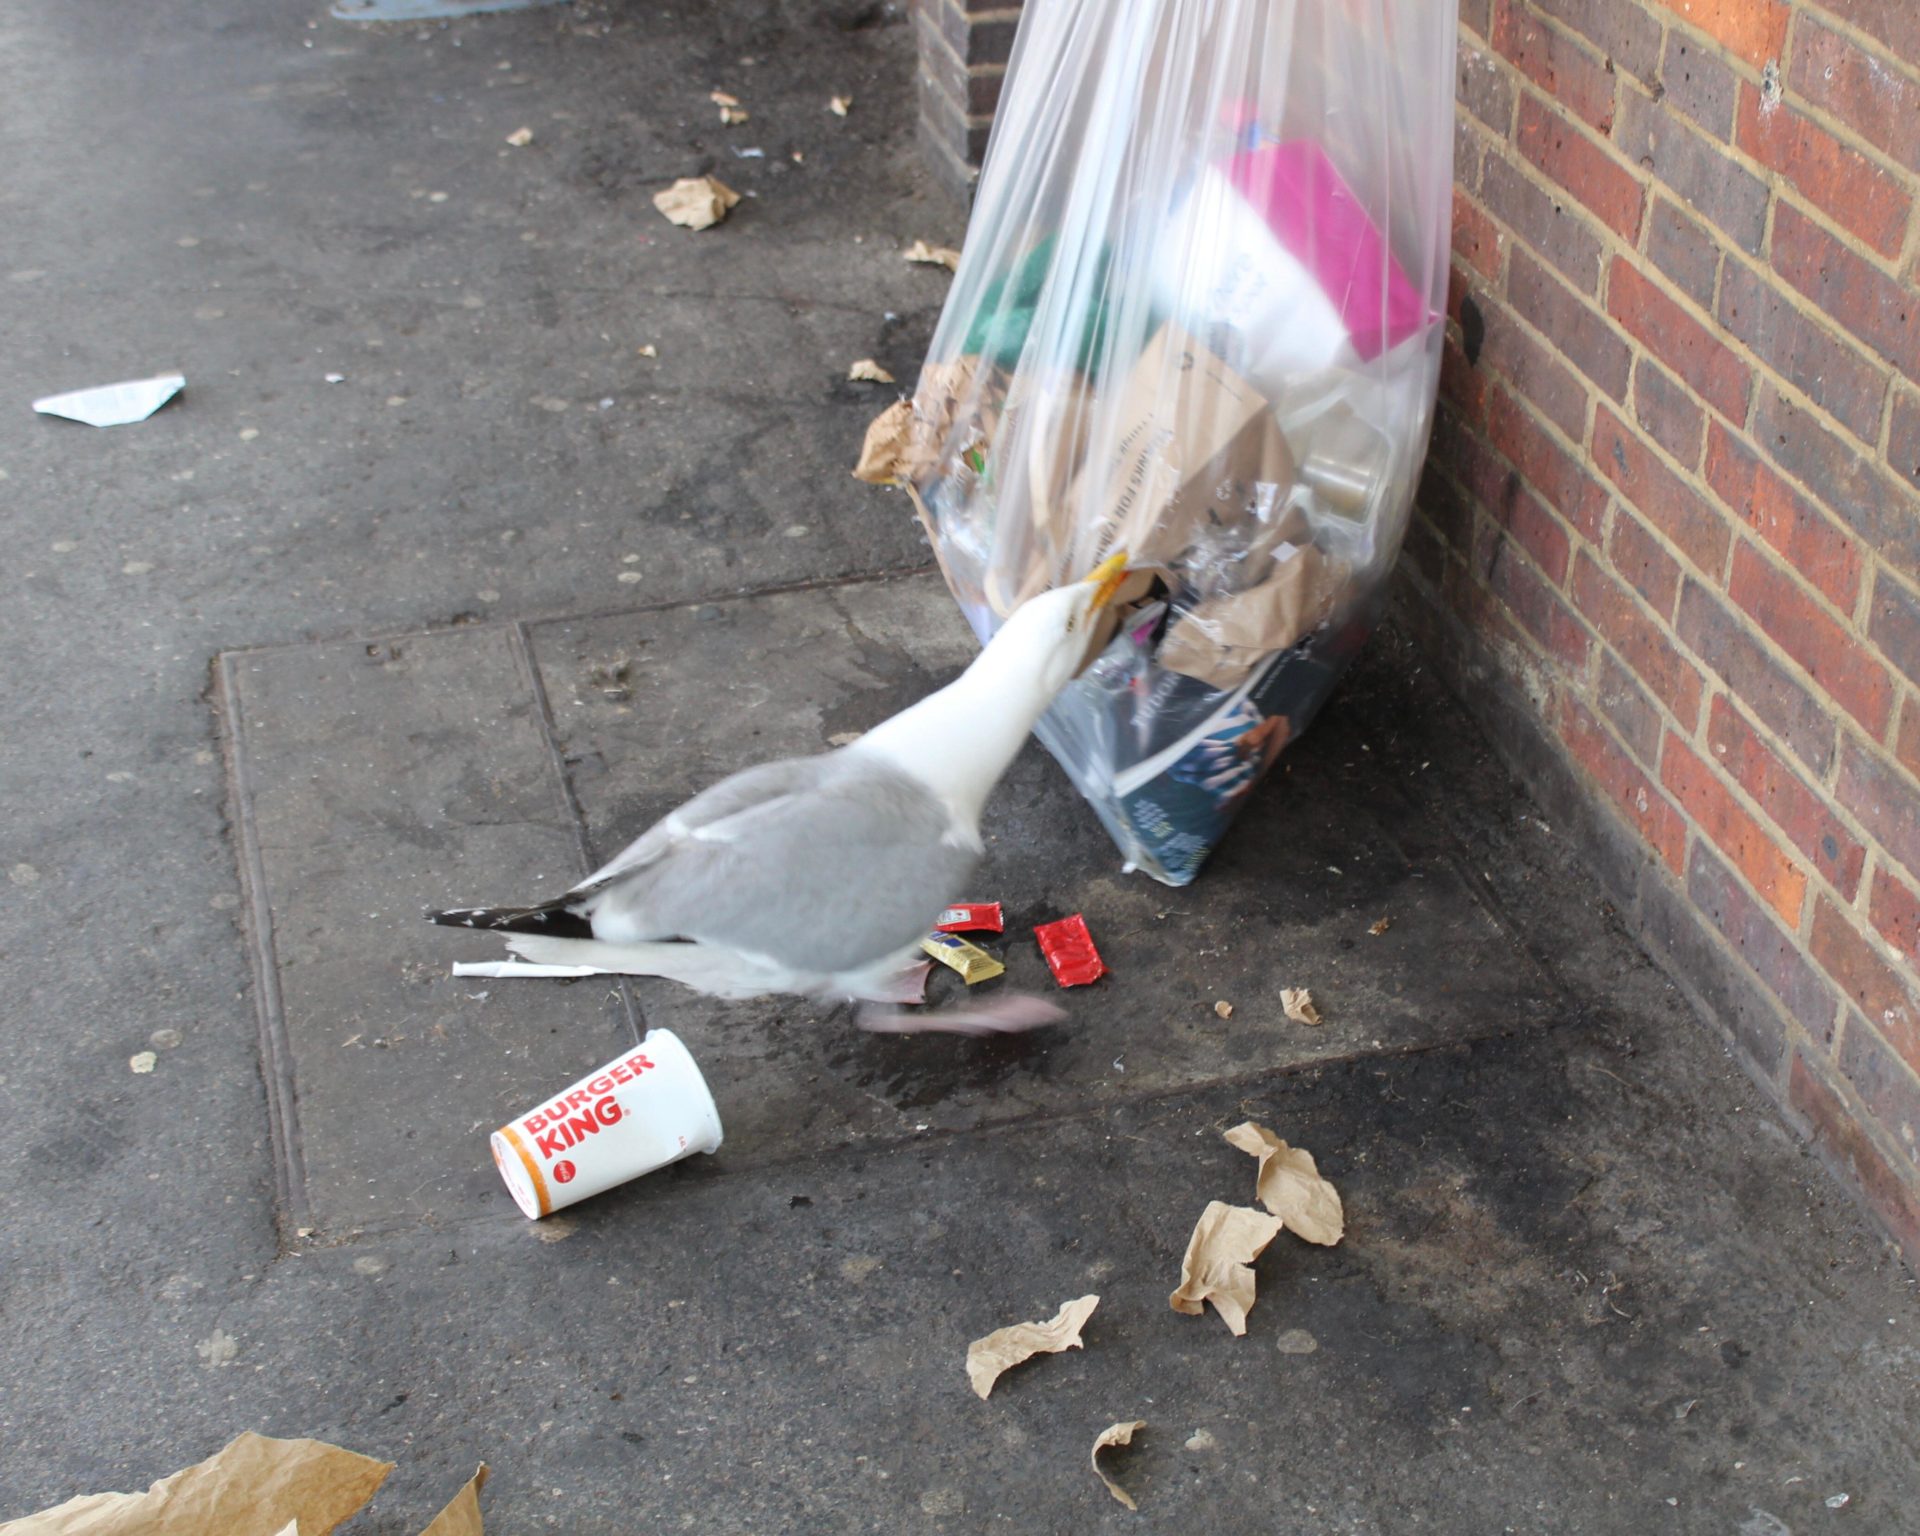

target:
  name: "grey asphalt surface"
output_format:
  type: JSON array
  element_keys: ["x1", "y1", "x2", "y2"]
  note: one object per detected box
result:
[{"x1": 2, "y1": 2, "x2": 1916, "y2": 1532}]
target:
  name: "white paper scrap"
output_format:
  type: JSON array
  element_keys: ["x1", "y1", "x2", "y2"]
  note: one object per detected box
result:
[
  {"x1": 451, "y1": 960, "x2": 604, "y2": 978},
  {"x1": 34, "y1": 374, "x2": 185, "y2": 427}
]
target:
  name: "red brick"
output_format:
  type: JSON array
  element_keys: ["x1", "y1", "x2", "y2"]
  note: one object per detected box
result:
[
  {"x1": 1573, "y1": 552, "x2": 1705, "y2": 726},
  {"x1": 1678, "y1": 577, "x2": 1837, "y2": 775},
  {"x1": 1458, "y1": 38, "x2": 1515, "y2": 133},
  {"x1": 1492, "y1": 0, "x2": 1617, "y2": 131},
  {"x1": 1705, "y1": 422, "x2": 1863, "y2": 610},
  {"x1": 1708, "y1": 695, "x2": 1866, "y2": 899},
  {"x1": 1448, "y1": 414, "x2": 1575, "y2": 584},
  {"x1": 1650, "y1": 0, "x2": 1789, "y2": 69},
  {"x1": 1870, "y1": 866, "x2": 1920, "y2": 961},
  {"x1": 1688, "y1": 841, "x2": 1839, "y2": 1035},
  {"x1": 1596, "y1": 648, "x2": 1665, "y2": 765},
  {"x1": 1899, "y1": 702, "x2": 1920, "y2": 782},
  {"x1": 1479, "y1": 152, "x2": 1604, "y2": 292},
  {"x1": 1772, "y1": 202, "x2": 1920, "y2": 378},
  {"x1": 1872, "y1": 572, "x2": 1920, "y2": 689},
  {"x1": 1558, "y1": 694, "x2": 1688, "y2": 872},
  {"x1": 1617, "y1": 87, "x2": 1771, "y2": 254},
  {"x1": 1789, "y1": 1051, "x2": 1920, "y2": 1256},
  {"x1": 1510, "y1": 249, "x2": 1632, "y2": 399},
  {"x1": 1717, "y1": 261, "x2": 1889, "y2": 446},
  {"x1": 1486, "y1": 383, "x2": 1609, "y2": 540},
  {"x1": 1632, "y1": 357, "x2": 1706, "y2": 467},
  {"x1": 1659, "y1": 30, "x2": 1738, "y2": 138},
  {"x1": 1608, "y1": 262, "x2": 1750, "y2": 422},
  {"x1": 1404, "y1": 511, "x2": 1448, "y2": 586},
  {"x1": 1529, "y1": 0, "x2": 1663, "y2": 83},
  {"x1": 1515, "y1": 93, "x2": 1645, "y2": 240},
  {"x1": 1839, "y1": 1023, "x2": 1920, "y2": 1164},
  {"x1": 1791, "y1": 18, "x2": 1920, "y2": 173},
  {"x1": 1592, "y1": 404, "x2": 1731, "y2": 577},
  {"x1": 1461, "y1": 0, "x2": 1492, "y2": 39},
  {"x1": 1471, "y1": 512, "x2": 1586, "y2": 667},
  {"x1": 1837, "y1": 737, "x2": 1920, "y2": 884},
  {"x1": 1646, "y1": 198, "x2": 1722, "y2": 310},
  {"x1": 1453, "y1": 188, "x2": 1503, "y2": 280},
  {"x1": 1663, "y1": 735, "x2": 1809, "y2": 924},
  {"x1": 1609, "y1": 505, "x2": 1683, "y2": 616},
  {"x1": 1892, "y1": 388, "x2": 1920, "y2": 498},
  {"x1": 1728, "y1": 542, "x2": 1894, "y2": 734},
  {"x1": 1815, "y1": 1, "x2": 1920, "y2": 63},
  {"x1": 1752, "y1": 385, "x2": 1920, "y2": 586},
  {"x1": 1456, "y1": 116, "x2": 1486, "y2": 198},
  {"x1": 1441, "y1": 334, "x2": 1492, "y2": 426},
  {"x1": 1418, "y1": 462, "x2": 1475, "y2": 555},
  {"x1": 1737, "y1": 84, "x2": 1911, "y2": 259},
  {"x1": 1811, "y1": 895, "x2": 1920, "y2": 1066},
  {"x1": 1471, "y1": 291, "x2": 1594, "y2": 440}
]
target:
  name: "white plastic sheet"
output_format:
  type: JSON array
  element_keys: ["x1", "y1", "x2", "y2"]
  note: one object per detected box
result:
[{"x1": 895, "y1": 0, "x2": 1455, "y2": 883}]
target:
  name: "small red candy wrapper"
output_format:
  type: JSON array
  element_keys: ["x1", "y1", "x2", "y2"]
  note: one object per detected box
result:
[
  {"x1": 935, "y1": 902, "x2": 1005, "y2": 934},
  {"x1": 1034, "y1": 914, "x2": 1107, "y2": 987}
]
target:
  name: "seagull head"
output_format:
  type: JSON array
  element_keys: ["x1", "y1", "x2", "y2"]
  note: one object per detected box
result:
[{"x1": 980, "y1": 550, "x2": 1131, "y2": 700}]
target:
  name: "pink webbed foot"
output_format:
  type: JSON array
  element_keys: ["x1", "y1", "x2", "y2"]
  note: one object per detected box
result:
[{"x1": 856, "y1": 991, "x2": 1068, "y2": 1037}]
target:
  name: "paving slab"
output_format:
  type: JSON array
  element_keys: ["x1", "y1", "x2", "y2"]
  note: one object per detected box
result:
[
  {"x1": 225, "y1": 572, "x2": 1566, "y2": 1235},
  {"x1": 221, "y1": 623, "x2": 635, "y2": 1234}
]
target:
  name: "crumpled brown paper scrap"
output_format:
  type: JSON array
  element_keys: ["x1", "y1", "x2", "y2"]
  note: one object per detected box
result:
[
  {"x1": 0, "y1": 1433, "x2": 486, "y2": 1536},
  {"x1": 903, "y1": 239, "x2": 961, "y2": 271},
  {"x1": 1168, "y1": 1201, "x2": 1285, "y2": 1336},
  {"x1": 652, "y1": 176, "x2": 740, "y2": 230},
  {"x1": 966, "y1": 1294, "x2": 1099, "y2": 1399},
  {"x1": 1090, "y1": 1420, "x2": 1146, "y2": 1510},
  {"x1": 1223, "y1": 1123, "x2": 1344, "y2": 1246},
  {"x1": 847, "y1": 359, "x2": 895, "y2": 384},
  {"x1": 1281, "y1": 987, "x2": 1322, "y2": 1026}
]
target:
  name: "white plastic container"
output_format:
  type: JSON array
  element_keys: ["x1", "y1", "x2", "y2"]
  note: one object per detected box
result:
[{"x1": 490, "y1": 1029, "x2": 723, "y2": 1218}]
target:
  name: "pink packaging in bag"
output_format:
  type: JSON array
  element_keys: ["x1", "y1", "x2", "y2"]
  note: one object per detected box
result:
[{"x1": 1223, "y1": 140, "x2": 1430, "y2": 361}]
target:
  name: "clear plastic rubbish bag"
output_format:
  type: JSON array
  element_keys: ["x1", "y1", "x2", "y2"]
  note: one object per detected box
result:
[{"x1": 858, "y1": 0, "x2": 1456, "y2": 884}]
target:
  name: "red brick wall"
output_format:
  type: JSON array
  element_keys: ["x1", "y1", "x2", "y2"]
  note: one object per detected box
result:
[{"x1": 1412, "y1": 0, "x2": 1920, "y2": 1258}]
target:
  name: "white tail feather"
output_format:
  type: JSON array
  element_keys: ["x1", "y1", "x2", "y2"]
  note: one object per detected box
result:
[{"x1": 504, "y1": 934, "x2": 794, "y2": 999}]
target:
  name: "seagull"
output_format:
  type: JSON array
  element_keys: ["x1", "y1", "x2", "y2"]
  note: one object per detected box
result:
[{"x1": 429, "y1": 554, "x2": 1130, "y2": 1033}]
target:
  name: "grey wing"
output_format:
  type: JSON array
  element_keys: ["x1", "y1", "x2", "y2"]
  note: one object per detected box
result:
[
  {"x1": 587, "y1": 762, "x2": 978, "y2": 973},
  {"x1": 568, "y1": 756, "x2": 833, "y2": 896}
]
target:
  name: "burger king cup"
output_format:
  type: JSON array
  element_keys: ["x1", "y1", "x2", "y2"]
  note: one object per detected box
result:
[{"x1": 490, "y1": 1029, "x2": 723, "y2": 1219}]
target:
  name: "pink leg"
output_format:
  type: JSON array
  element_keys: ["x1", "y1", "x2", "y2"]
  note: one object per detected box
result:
[{"x1": 856, "y1": 991, "x2": 1068, "y2": 1037}]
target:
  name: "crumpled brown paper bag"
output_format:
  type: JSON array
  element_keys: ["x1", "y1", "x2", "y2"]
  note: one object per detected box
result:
[
  {"x1": 966, "y1": 1294, "x2": 1100, "y2": 1398},
  {"x1": 1168, "y1": 1201, "x2": 1285, "y2": 1336},
  {"x1": 1223, "y1": 1122, "x2": 1344, "y2": 1245},
  {"x1": 0, "y1": 1433, "x2": 486, "y2": 1536}
]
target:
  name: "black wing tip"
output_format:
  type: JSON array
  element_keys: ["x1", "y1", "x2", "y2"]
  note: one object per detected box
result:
[{"x1": 426, "y1": 907, "x2": 492, "y2": 928}]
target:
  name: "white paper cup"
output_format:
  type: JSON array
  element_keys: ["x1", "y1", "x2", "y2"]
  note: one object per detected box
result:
[{"x1": 490, "y1": 1029, "x2": 723, "y2": 1219}]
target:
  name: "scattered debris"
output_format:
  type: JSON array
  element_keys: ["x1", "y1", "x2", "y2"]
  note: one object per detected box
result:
[
  {"x1": 826, "y1": 730, "x2": 862, "y2": 747},
  {"x1": 921, "y1": 931, "x2": 1005, "y2": 985},
  {"x1": 1091, "y1": 1421, "x2": 1146, "y2": 1511},
  {"x1": 1280, "y1": 987, "x2": 1322, "y2": 1026},
  {"x1": 709, "y1": 89, "x2": 740, "y2": 107},
  {"x1": 1274, "y1": 1328, "x2": 1318, "y2": 1355},
  {"x1": 1169, "y1": 1201, "x2": 1285, "y2": 1336},
  {"x1": 903, "y1": 239, "x2": 962, "y2": 271},
  {"x1": 1034, "y1": 914, "x2": 1107, "y2": 986},
  {"x1": 637, "y1": 344, "x2": 658, "y2": 358},
  {"x1": 718, "y1": 105, "x2": 749, "y2": 126},
  {"x1": 965, "y1": 1294, "x2": 1099, "y2": 1398},
  {"x1": 729, "y1": 145, "x2": 766, "y2": 158},
  {"x1": 936, "y1": 902, "x2": 1003, "y2": 934},
  {"x1": 1826, "y1": 1493, "x2": 1851, "y2": 1510},
  {"x1": 652, "y1": 176, "x2": 740, "y2": 231},
  {"x1": 847, "y1": 358, "x2": 896, "y2": 384},
  {"x1": 1214, "y1": 1000, "x2": 1234, "y2": 1019},
  {"x1": 1, "y1": 1431, "x2": 489, "y2": 1536},
  {"x1": 34, "y1": 374, "x2": 184, "y2": 428},
  {"x1": 829, "y1": 94, "x2": 851, "y2": 116},
  {"x1": 128, "y1": 1051, "x2": 157, "y2": 1075},
  {"x1": 1223, "y1": 1122, "x2": 1344, "y2": 1244},
  {"x1": 1368, "y1": 916, "x2": 1391, "y2": 936},
  {"x1": 505, "y1": 126, "x2": 533, "y2": 146}
]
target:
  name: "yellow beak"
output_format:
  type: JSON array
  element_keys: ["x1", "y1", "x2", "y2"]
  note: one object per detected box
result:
[{"x1": 1082, "y1": 549, "x2": 1130, "y2": 612}]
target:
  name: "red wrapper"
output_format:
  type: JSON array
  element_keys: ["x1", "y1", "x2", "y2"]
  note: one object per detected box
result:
[
  {"x1": 935, "y1": 902, "x2": 1005, "y2": 934},
  {"x1": 1034, "y1": 914, "x2": 1107, "y2": 987}
]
